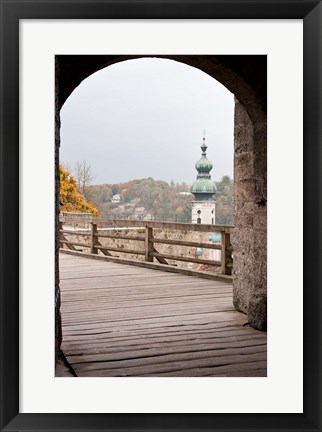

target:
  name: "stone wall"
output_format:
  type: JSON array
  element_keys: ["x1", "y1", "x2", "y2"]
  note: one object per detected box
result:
[
  {"x1": 233, "y1": 99, "x2": 267, "y2": 329},
  {"x1": 249, "y1": 103, "x2": 267, "y2": 330}
]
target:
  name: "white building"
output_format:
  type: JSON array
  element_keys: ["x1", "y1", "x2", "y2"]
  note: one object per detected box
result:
[{"x1": 111, "y1": 194, "x2": 121, "y2": 203}]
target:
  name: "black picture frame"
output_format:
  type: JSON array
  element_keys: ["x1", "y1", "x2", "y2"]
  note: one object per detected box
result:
[{"x1": 0, "y1": 1, "x2": 321, "y2": 431}]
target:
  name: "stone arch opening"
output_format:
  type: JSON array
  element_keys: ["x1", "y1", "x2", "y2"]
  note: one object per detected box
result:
[
  {"x1": 60, "y1": 57, "x2": 234, "y2": 203},
  {"x1": 55, "y1": 54, "x2": 267, "y2": 360}
]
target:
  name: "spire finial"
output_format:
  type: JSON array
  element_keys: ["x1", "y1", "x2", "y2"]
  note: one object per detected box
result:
[{"x1": 201, "y1": 130, "x2": 207, "y2": 155}]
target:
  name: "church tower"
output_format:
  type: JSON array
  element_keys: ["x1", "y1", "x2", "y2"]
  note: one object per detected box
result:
[{"x1": 191, "y1": 134, "x2": 216, "y2": 224}]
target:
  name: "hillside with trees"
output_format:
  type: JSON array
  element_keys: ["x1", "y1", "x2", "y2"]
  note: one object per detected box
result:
[
  {"x1": 84, "y1": 176, "x2": 233, "y2": 224},
  {"x1": 215, "y1": 175, "x2": 234, "y2": 225},
  {"x1": 85, "y1": 178, "x2": 191, "y2": 222}
]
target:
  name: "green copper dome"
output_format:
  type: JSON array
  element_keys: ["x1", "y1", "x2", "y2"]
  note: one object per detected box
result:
[
  {"x1": 195, "y1": 141, "x2": 213, "y2": 173},
  {"x1": 191, "y1": 137, "x2": 216, "y2": 201},
  {"x1": 191, "y1": 178, "x2": 216, "y2": 194}
]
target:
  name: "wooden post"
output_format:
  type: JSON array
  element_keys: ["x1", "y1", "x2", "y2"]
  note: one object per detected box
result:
[
  {"x1": 221, "y1": 232, "x2": 233, "y2": 275},
  {"x1": 145, "y1": 226, "x2": 153, "y2": 262},
  {"x1": 90, "y1": 222, "x2": 98, "y2": 254}
]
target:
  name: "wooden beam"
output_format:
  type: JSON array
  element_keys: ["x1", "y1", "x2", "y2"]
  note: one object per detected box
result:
[
  {"x1": 59, "y1": 229, "x2": 90, "y2": 236},
  {"x1": 96, "y1": 239, "x2": 113, "y2": 256},
  {"x1": 60, "y1": 240, "x2": 89, "y2": 248},
  {"x1": 95, "y1": 233, "x2": 145, "y2": 242},
  {"x1": 90, "y1": 222, "x2": 98, "y2": 254},
  {"x1": 145, "y1": 227, "x2": 153, "y2": 262},
  {"x1": 94, "y1": 245, "x2": 145, "y2": 255},
  {"x1": 88, "y1": 218, "x2": 234, "y2": 234},
  {"x1": 151, "y1": 238, "x2": 221, "y2": 250},
  {"x1": 151, "y1": 247, "x2": 169, "y2": 265},
  {"x1": 151, "y1": 252, "x2": 221, "y2": 267},
  {"x1": 221, "y1": 232, "x2": 233, "y2": 275}
]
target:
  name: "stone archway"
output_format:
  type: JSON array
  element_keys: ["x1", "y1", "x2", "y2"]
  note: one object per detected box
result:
[{"x1": 55, "y1": 55, "x2": 267, "y2": 360}]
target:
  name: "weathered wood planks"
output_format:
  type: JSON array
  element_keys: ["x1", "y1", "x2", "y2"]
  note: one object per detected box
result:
[{"x1": 59, "y1": 253, "x2": 267, "y2": 377}]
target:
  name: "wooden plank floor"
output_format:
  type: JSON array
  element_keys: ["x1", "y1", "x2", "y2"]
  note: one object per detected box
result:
[{"x1": 59, "y1": 252, "x2": 267, "y2": 377}]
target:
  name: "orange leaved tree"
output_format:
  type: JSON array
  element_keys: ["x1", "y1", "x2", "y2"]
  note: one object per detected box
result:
[{"x1": 59, "y1": 165, "x2": 100, "y2": 217}]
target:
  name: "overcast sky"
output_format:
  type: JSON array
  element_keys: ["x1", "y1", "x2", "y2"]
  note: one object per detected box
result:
[{"x1": 60, "y1": 58, "x2": 234, "y2": 185}]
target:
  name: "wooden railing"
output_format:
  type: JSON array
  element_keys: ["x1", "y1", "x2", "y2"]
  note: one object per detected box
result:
[{"x1": 59, "y1": 217, "x2": 234, "y2": 275}]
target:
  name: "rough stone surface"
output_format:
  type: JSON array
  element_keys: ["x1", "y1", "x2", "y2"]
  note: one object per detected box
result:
[
  {"x1": 233, "y1": 99, "x2": 267, "y2": 330},
  {"x1": 250, "y1": 110, "x2": 267, "y2": 330},
  {"x1": 248, "y1": 291, "x2": 267, "y2": 330},
  {"x1": 233, "y1": 99, "x2": 254, "y2": 315}
]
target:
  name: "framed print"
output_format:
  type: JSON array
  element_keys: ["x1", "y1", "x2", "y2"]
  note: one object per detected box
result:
[{"x1": 1, "y1": 0, "x2": 321, "y2": 431}]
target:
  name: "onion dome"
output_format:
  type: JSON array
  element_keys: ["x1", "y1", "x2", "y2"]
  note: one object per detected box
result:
[
  {"x1": 195, "y1": 140, "x2": 213, "y2": 173},
  {"x1": 191, "y1": 136, "x2": 216, "y2": 201}
]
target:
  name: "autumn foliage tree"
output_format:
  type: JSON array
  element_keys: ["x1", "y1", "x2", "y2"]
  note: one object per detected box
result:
[{"x1": 59, "y1": 165, "x2": 100, "y2": 216}]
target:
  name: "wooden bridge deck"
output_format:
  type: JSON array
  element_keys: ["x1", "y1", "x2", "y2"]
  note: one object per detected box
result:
[{"x1": 59, "y1": 253, "x2": 267, "y2": 377}]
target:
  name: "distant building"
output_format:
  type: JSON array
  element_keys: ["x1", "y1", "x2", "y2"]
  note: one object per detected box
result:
[
  {"x1": 191, "y1": 135, "x2": 216, "y2": 224},
  {"x1": 111, "y1": 194, "x2": 121, "y2": 203}
]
